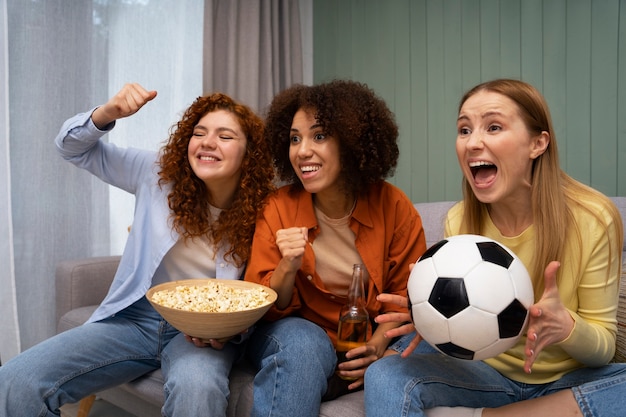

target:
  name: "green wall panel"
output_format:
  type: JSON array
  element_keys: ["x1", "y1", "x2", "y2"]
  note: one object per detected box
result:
[
  {"x1": 619, "y1": 0, "x2": 626, "y2": 196},
  {"x1": 313, "y1": 0, "x2": 626, "y2": 202},
  {"x1": 565, "y1": 0, "x2": 592, "y2": 184}
]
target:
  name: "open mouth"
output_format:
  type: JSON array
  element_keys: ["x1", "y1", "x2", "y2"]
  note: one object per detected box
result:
[
  {"x1": 299, "y1": 165, "x2": 320, "y2": 179},
  {"x1": 199, "y1": 155, "x2": 219, "y2": 162},
  {"x1": 300, "y1": 165, "x2": 320, "y2": 173},
  {"x1": 469, "y1": 161, "x2": 497, "y2": 186}
]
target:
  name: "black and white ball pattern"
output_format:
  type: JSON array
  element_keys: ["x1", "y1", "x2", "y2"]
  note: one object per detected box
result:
[{"x1": 407, "y1": 234, "x2": 534, "y2": 360}]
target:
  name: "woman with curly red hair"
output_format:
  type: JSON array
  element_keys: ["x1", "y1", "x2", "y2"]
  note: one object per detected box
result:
[
  {"x1": 244, "y1": 79, "x2": 427, "y2": 416},
  {"x1": 0, "y1": 83, "x2": 274, "y2": 417}
]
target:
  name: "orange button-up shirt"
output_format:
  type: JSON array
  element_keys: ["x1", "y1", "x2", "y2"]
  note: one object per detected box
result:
[{"x1": 245, "y1": 181, "x2": 426, "y2": 345}]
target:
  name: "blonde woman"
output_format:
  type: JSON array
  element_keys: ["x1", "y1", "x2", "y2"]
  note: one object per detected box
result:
[{"x1": 365, "y1": 79, "x2": 626, "y2": 417}]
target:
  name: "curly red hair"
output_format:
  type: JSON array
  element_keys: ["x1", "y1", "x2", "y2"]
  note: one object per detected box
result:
[{"x1": 158, "y1": 93, "x2": 275, "y2": 268}]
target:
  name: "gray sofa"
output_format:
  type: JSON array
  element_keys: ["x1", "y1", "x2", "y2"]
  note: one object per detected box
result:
[{"x1": 56, "y1": 199, "x2": 626, "y2": 417}]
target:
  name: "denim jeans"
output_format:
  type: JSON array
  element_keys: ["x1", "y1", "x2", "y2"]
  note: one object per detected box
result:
[
  {"x1": 246, "y1": 317, "x2": 337, "y2": 417},
  {"x1": 0, "y1": 296, "x2": 241, "y2": 417},
  {"x1": 365, "y1": 335, "x2": 626, "y2": 417}
]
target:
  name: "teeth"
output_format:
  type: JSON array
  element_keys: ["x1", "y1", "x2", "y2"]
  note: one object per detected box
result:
[
  {"x1": 200, "y1": 156, "x2": 218, "y2": 161},
  {"x1": 301, "y1": 165, "x2": 320, "y2": 172},
  {"x1": 469, "y1": 161, "x2": 494, "y2": 168}
]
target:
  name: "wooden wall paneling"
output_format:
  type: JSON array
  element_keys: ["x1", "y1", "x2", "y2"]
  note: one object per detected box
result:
[
  {"x1": 389, "y1": 0, "x2": 414, "y2": 195},
  {"x1": 618, "y1": 0, "x2": 626, "y2": 196},
  {"x1": 312, "y1": 0, "x2": 333, "y2": 80},
  {"x1": 408, "y1": 0, "x2": 430, "y2": 202},
  {"x1": 564, "y1": 0, "x2": 592, "y2": 185},
  {"x1": 313, "y1": 0, "x2": 625, "y2": 202},
  {"x1": 541, "y1": 0, "x2": 568, "y2": 178},
  {"x1": 349, "y1": 1, "x2": 366, "y2": 81},
  {"x1": 442, "y1": 0, "x2": 463, "y2": 201},
  {"x1": 519, "y1": 0, "x2": 544, "y2": 88},
  {"x1": 479, "y1": 0, "x2": 502, "y2": 81},
  {"x1": 460, "y1": 0, "x2": 482, "y2": 97},
  {"x1": 456, "y1": 0, "x2": 483, "y2": 201},
  {"x1": 499, "y1": 0, "x2": 522, "y2": 79},
  {"x1": 425, "y1": 0, "x2": 447, "y2": 201},
  {"x1": 589, "y1": 0, "x2": 619, "y2": 195}
]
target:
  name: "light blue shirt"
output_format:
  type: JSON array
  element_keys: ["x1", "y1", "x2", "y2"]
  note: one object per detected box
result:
[{"x1": 55, "y1": 109, "x2": 243, "y2": 323}]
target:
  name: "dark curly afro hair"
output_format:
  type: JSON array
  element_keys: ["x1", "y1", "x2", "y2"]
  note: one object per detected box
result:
[{"x1": 264, "y1": 79, "x2": 399, "y2": 196}]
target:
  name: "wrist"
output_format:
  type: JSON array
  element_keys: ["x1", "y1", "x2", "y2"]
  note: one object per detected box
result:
[{"x1": 91, "y1": 106, "x2": 115, "y2": 130}]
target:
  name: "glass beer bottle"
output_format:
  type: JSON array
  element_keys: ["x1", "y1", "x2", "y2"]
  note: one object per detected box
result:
[{"x1": 335, "y1": 263, "x2": 369, "y2": 380}]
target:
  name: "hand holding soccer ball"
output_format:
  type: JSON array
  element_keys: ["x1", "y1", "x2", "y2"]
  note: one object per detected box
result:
[{"x1": 407, "y1": 234, "x2": 534, "y2": 361}]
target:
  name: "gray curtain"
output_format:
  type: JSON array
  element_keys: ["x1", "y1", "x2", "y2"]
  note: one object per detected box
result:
[
  {"x1": 203, "y1": 0, "x2": 304, "y2": 114},
  {"x1": 4, "y1": 0, "x2": 109, "y2": 358},
  {"x1": 0, "y1": 0, "x2": 19, "y2": 362}
]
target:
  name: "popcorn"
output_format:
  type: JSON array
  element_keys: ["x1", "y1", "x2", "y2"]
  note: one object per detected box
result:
[{"x1": 150, "y1": 281, "x2": 272, "y2": 313}]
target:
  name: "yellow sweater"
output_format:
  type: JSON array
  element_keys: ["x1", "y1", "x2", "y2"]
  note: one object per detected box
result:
[{"x1": 445, "y1": 196, "x2": 621, "y2": 384}]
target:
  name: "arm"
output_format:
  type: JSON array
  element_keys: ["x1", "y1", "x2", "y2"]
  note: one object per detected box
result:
[
  {"x1": 56, "y1": 83, "x2": 157, "y2": 157},
  {"x1": 270, "y1": 227, "x2": 308, "y2": 309},
  {"x1": 525, "y1": 205, "x2": 622, "y2": 371},
  {"x1": 55, "y1": 84, "x2": 159, "y2": 193},
  {"x1": 244, "y1": 193, "x2": 305, "y2": 319},
  {"x1": 375, "y1": 293, "x2": 423, "y2": 357},
  {"x1": 91, "y1": 83, "x2": 157, "y2": 129}
]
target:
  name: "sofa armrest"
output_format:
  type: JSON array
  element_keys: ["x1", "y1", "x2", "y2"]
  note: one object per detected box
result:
[{"x1": 55, "y1": 256, "x2": 121, "y2": 328}]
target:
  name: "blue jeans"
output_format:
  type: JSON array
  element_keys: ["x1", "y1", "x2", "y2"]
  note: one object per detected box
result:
[
  {"x1": 246, "y1": 317, "x2": 338, "y2": 417},
  {"x1": 365, "y1": 335, "x2": 626, "y2": 417},
  {"x1": 0, "y1": 297, "x2": 241, "y2": 417}
]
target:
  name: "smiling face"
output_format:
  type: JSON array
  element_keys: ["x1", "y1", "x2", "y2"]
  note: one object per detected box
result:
[
  {"x1": 456, "y1": 91, "x2": 549, "y2": 207},
  {"x1": 187, "y1": 109, "x2": 247, "y2": 208},
  {"x1": 289, "y1": 108, "x2": 343, "y2": 199}
]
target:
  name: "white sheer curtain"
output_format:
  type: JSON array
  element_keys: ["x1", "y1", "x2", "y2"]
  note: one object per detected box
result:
[
  {"x1": 102, "y1": 0, "x2": 204, "y2": 254},
  {"x1": 2, "y1": 0, "x2": 202, "y2": 358},
  {"x1": 1, "y1": 0, "x2": 310, "y2": 361}
]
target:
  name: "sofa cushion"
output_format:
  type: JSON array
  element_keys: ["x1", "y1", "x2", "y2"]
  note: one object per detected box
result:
[
  {"x1": 413, "y1": 201, "x2": 456, "y2": 248},
  {"x1": 320, "y1": 391, "x2": 364, "y2": 416}
]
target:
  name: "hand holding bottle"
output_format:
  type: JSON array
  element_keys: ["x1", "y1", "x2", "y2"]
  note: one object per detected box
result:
[{"x1": 335, "y1": 264, "x2": 369, "y2": 381}]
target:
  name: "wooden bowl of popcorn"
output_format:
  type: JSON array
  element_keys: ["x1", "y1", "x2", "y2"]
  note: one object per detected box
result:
[{"x1": 147, "y1": 279, "x2": 277, "y2": 341}]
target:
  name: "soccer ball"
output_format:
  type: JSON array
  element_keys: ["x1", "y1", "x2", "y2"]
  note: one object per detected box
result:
[{"x1": 407, "y1": 234, "x2": 534, "y2": 360}]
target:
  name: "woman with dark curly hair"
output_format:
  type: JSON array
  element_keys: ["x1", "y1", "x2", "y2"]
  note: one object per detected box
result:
[
  {"x1": 0, "y1": 83, "x2": 274, "y2": 417},
  {"x1": 244, "y1": 79, "x2": 427, "y2": 416}
]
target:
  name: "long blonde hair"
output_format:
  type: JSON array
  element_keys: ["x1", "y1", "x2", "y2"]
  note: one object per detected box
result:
[{"x1": 457, "y1": 79, "x2": 622, "y2": 295}]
